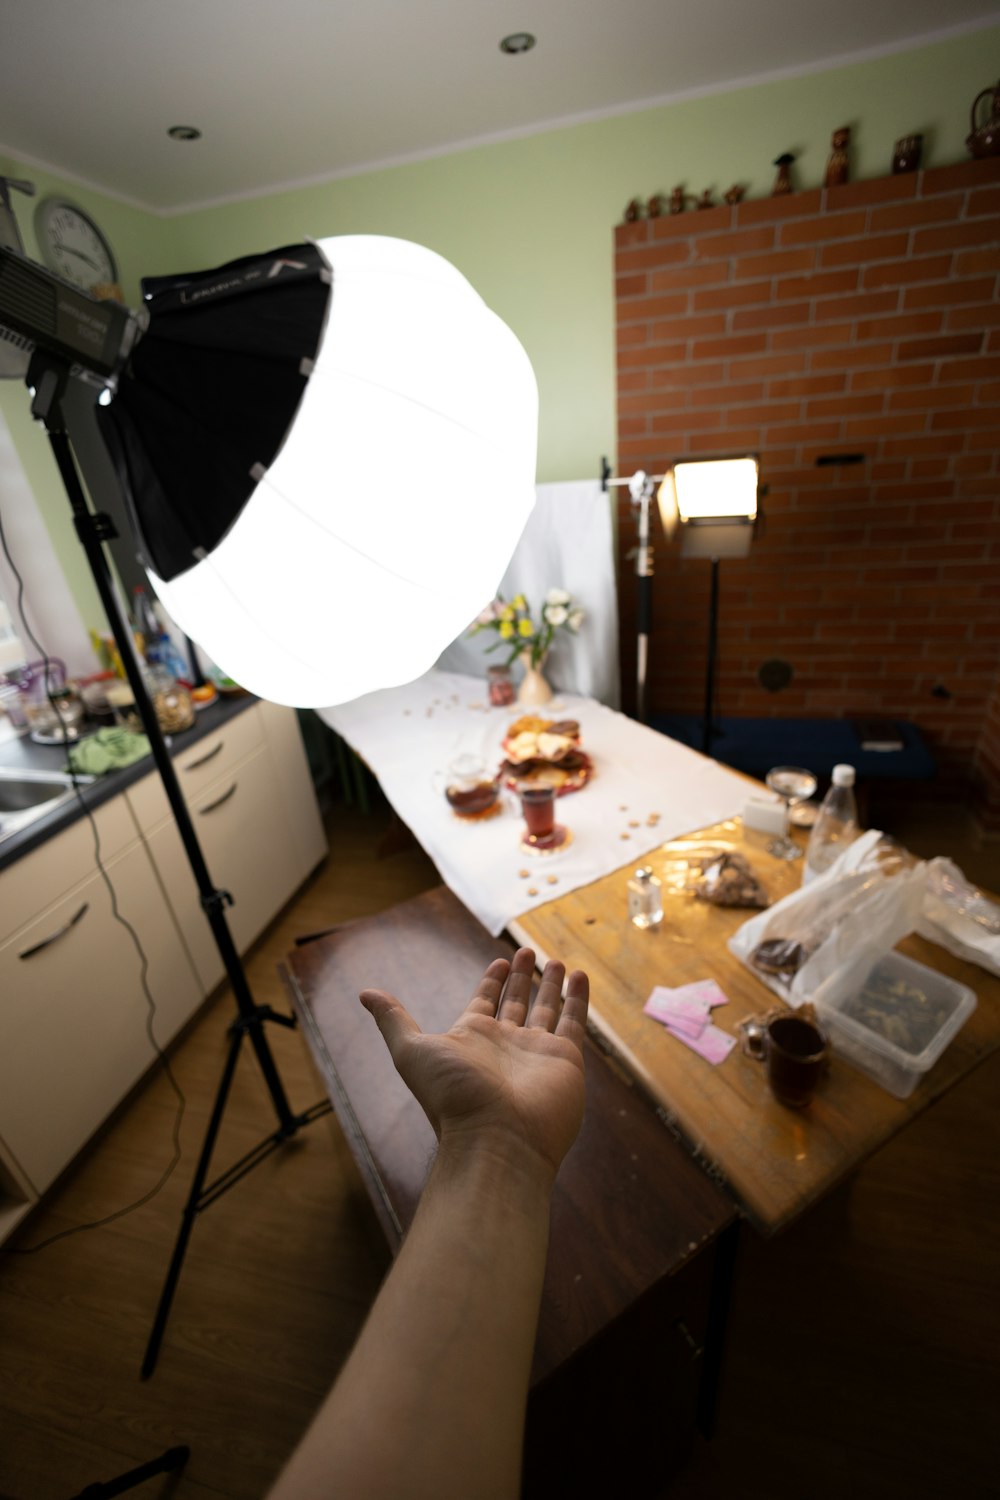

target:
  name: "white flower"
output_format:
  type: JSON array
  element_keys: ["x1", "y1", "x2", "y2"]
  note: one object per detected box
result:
[
  {"x1": 545, "y1": 587, "x2": 571, "y2": 607},
  {"x1": 544, "y1": 603, "x2": 568, "y2": 627},
  {"x1": 568, "y1": 608, "x2": 584, "y2": 633}
]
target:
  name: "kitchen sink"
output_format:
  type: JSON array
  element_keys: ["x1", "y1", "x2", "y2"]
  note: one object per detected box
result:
[{"x1": 0, "y1": 767, "x2": 94, "y2": 843}]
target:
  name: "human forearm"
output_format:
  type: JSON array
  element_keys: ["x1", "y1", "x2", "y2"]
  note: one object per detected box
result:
[{"x1": 267, "y1": 1135, "x2": 554, "y2": 1500}]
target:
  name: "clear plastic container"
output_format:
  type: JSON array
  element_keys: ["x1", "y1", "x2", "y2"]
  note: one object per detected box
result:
[{"x1": 812, "y1": 949, "x2": 976, "y2": 1098}]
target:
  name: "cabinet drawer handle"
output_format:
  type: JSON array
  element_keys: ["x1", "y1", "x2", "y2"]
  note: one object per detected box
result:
[
  {"x1": 185, "y1": 740, "x2": 224, "y2": 771},
  {"x1": 198, "y1": 781, "x2": 238, "y2": 815},
  {"x1": 19, "y1": 902, "x2": 90, "y2": 961}
]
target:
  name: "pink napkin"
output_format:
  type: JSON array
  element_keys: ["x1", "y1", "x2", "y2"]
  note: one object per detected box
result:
[{"x1": 643, "y1": 979, "x2": 736, "y2": 1065}]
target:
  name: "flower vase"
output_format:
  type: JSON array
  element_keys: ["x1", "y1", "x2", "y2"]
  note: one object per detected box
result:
[{"x1": 517, "y1": 651, "x2": 552, "y2": 706}]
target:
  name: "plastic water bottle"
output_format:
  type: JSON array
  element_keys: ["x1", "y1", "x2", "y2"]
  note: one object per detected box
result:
[{"x1": 803, "y1": 764, "x2": 859, "y2": 885}]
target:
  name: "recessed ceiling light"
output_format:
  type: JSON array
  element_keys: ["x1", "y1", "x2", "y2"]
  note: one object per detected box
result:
[
  {"x1": 499, "y1": 32, "x2": 536, "y2": 55},
  {"x1": 167, "y1": 125, "x2": 202, "y2": 142}
]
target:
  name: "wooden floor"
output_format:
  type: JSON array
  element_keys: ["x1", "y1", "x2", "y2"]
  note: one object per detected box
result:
[{"x1": 0, "y1": 789, "x2": 997, "y2": 1500}]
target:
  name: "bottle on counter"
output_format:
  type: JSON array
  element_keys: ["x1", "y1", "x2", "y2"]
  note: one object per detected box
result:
[
  {"x1": 627, "y1": 865, "x2": 663, "y2": 929},
  {"x1": 803, "y1": 764, "x2": 859, "y2": 885}
]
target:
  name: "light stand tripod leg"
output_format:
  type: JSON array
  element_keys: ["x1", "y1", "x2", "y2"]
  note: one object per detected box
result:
[{"x1": 28, "y1": 355, "x2": 330, "y2": 1380}]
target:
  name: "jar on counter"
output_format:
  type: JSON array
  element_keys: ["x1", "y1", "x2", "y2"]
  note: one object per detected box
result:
[{"x1": 487, "y1": 664, "x2": 515, "y2": 707}]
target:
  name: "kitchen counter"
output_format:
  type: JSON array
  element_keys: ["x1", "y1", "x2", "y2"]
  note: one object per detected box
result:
[{"x1": 0, "y1": 693, "x2": 257, "y2": 873}]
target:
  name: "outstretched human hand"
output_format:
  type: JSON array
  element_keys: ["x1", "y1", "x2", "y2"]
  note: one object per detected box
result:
[{"x1": 360, "y1": 948, "x2": 589, "y2": 1179}]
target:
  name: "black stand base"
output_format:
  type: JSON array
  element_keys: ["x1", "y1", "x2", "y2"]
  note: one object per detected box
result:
[
  {"x1": 69, "y1": 1445, "x2": 190, "y2": 1499},
  {"x1": 141, "y1": 1006, "x2": 331, "y2": 1380}
]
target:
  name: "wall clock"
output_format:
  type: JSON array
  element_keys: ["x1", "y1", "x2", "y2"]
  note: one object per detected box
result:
[{"x1": 34, "y1": 196, "x2": 120, "y2": 295}]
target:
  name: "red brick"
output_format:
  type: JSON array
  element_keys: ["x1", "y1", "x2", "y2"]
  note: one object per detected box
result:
[
  {"x1": 688, "y1": 381, "x2": 766, "y2": 408},
  {"x1": 619, "y1": 292, "x2": 690, "y2": 321},
  {"x1": 615, "y1": 220, "x2": 649, "y2": 249},
  {"x1": 888, "y1": 384, "x2": 976, "y2": 410},
  {"x1": 931, "y1": 407, "x2": 1000, "y2": 430},
  {"x1": 904, "y1": 277, "x2": 997, "y2": 309},
  {"x1": 862, "y1": 254, "x2": 953, "y2": 287},
  {"x1": 913, "y1": 219, "x2": 1000, "y2": 254},
  {"x1": 775, "y1": 269, "x2": 860, "y2": 300},
  {"x1": 771, "y1": 323, "x2": 854, "y2": 350},
  {"x1": 850, "y1": 363, "x2": 934, "y2": 391},
  {"x1": 651, "y1": 263, "x2": 727, "y2": 292},
  {"x1": 921, "y1": 159, "x2": 1000, "y2": 194},
  {"x1": 691, "y1": 332, "x2": 768, "y2": 360},
  {"x1": 616, "y1": 241, "x2": 691, "y2": 273},
  {"x1": 617, "y1": 324, "x2": 649, "y2": 348},
  {"x1": 619, "y1": 415, "x2": 648, "y2": 437},
  {"x1": 813, "y1": 291, "x2": 900, "y2": 323},
  {"x1": 693, "y1": 226, "x2": 775, "y2": 259},
  {"x1": 842, "y1": 412, "x2": 930, "y2": 439},
  {"x1": 770, "y1": 373, "x2": 847, "y2": 398},
  {"x1": 947, "y1": 304, "x2": 1000, "y2": 329},
  {"x1": 830, "y1": 176, "x2": 921, "y2": 209},
  {"x1": 736, "y1": 189, "x2": 824, "y2": 225},
  {"x1": 650, "y1": 409, "x2": 721, "y2": 434},
  {"x1": 818, "y1": 233, "x2": 910, "y2": 267},
  {"x1": 940, "y1": 356, "x2": 1000, "y2": 382},
  {"x1": 897, "y1": 333, "x2": 984, "y2": 360},
  {"x1": 618, "y1": 389, "x2": 686, "y2": 416},
  {"x1": 651, "y1": 209, "x2": 728, "y2": 241},
  {"x1": 778, "y1": 210, "x2": 866, "y2": 246},
  {"x1": 765, "y1": 421, "x2": 841, "y2": 445},
  {"x1": 811, "y1": 342, "x2": 894, "y2": 370},
  {"x1": 967, "y1": 186, "x2": 1000, "y2": 217},
  {"x1": 729, "y1": 400, "x2": 802, "y2": 426},
  {"x1": 733, "y1": 248, "x2": 816, "y2": 279},
  {"x1": 651, "y1": 312, "x2": 727, "y2": 341},
  {"x1": 691, "y1": 282, "x2": 775, "y2": 312},
  {"x1": 807, "y1": 394, "x2": 883, "y2": 419},
  {"x1": 616, "y1": 273, "x2": 647, "y2": 297},
  {"x1": 736, "y1": 352, "x2": 808, "y2": 378},
  {"x1": 731, "y1": 302, "x2": 811, "y2": 331},
  {"x1": 869, "y1": 194, "x2": 964, "y2": 232},
  {"x1": 649, "y1": 361, "x2": 725, "y2": 387},
  {"x1": 854, "y1": 311, "x2": 942, "y2": 342},
  {"x1": 955, "y1": 247, "x2": 1000, "y2": 275},
  {"x1": 977, "y1": 382, "x2": 1000, "y2": 403},
  {"x1": 882, "y1": 434, "x2": 966, "y2": 457},
  {"x1": 617, "y1": 370, "x2": 650, "y2": 393}
]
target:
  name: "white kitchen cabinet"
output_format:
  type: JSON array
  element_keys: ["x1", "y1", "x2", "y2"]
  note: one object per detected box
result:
[
  {"x1": 128, "y1": 702, "x2": 327, "y2": 993},
  {"x1": 0, "y1": 808, "x2": 203, "y2": 1198},
  {"x1": 0, "y1": 700, "x2": 326, "y2": 1239}
]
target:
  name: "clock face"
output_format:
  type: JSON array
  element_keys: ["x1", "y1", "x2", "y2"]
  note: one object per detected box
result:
[{"x1": 35, "y1": 198, "x2": 118, "y2": 291}]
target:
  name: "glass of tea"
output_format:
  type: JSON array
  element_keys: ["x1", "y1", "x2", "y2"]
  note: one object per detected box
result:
[
  {"x1": 443, "y1": 754, "x2": 500, "y2": 820},
  {"x1": 739, "y1": 1006, "x2": 828, "y2": 1108},
  {"x1": 518, "y1": 782, "x2": 570, "y2": 855}
]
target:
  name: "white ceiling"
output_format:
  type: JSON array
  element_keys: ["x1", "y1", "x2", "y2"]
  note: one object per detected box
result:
[{"x1": 2, "y1": 1, "x2": 999, "y2": 214}]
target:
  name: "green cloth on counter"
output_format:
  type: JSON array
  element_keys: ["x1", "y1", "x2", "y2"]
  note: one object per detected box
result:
[{"x1": 66, "y1": 727, "x2": 151, "y2": 776}]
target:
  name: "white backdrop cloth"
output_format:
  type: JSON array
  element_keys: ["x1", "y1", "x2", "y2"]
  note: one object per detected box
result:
[
  {"x1": 434, "y1": 478, "x2": 620, "y2": 708},
  {"x1": 319, "y1": 670, "x2": 751, "y2": 936}
]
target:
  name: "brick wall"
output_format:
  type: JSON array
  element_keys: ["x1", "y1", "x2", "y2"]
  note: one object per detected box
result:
[{"x1": 614, "y1": 159, "x2": 1000, "y2": 830}]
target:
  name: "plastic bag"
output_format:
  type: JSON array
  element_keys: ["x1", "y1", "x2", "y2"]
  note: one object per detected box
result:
[
  {"x1": 917, "y1": 857, "x2": 1000, "y2": 977},
  {"x1": 728, "y1": 830, "x2": 928, "y2": 1006}
]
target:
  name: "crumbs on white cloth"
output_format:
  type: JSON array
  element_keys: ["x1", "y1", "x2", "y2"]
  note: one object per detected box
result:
[{"x1": 644, "y1": 980, "x2": 737, "y2": 1065}]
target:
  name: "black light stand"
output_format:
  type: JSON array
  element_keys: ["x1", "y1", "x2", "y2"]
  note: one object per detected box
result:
[{"x1": 26, "y1": 351, "x2": 330, "y2": 1380}]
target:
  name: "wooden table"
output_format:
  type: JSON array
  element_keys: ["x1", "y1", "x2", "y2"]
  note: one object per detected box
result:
[
  {"x1": 510, "y1": 818, "x2": 1000, "y2": 1233},
  {"x1": 284, "y1": 886, "x2": 738, "y2": 1494}
]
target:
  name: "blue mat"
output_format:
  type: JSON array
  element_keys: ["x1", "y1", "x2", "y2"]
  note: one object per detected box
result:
[{"x1": 649, "y1": 714, "x2": 936, "y2": 782}]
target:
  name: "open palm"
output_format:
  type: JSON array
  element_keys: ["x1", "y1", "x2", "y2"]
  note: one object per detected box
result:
[{"x1": 360, "y1": 949, "x2": 589, "y2": 1177}]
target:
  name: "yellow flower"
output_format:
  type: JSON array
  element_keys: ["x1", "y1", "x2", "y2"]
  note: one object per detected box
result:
[
  {"x1": 500, "y1": 605, "x2": 516, "y2": 622},
  {"x1": 518, "y1": 618, "x2": 534, "y2": 638},
  {"x1": 499, "y1": 620, "x2": 515, "y2": 639},
  {"x1": 512, "y1": 594, "x2": 527, "y2": 610}
]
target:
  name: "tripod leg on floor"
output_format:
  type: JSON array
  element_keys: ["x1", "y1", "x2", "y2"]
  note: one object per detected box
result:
[{"x1": 69, "y1": 1444, "x2": 190, "y2": 1499}]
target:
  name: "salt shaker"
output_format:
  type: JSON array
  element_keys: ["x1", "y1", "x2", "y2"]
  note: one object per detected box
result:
[{"x1": 627, "y1": 866, "x2": 663, "y2": 929}]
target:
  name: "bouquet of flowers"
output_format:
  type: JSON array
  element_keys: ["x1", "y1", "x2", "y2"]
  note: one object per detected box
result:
[{"x1": 469, "y1": 589, "x2": 584, "y2": 668}]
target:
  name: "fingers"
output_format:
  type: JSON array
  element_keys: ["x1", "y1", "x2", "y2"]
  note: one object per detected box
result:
[
  {"x1": 554, "y1": 969, "x2": 589, "y2": 1050},
  {"x1": 495, "y1": 948, "x2": 536, "y2": 1025},
  {"x1": 526, "y1": 957, "x2": 567, "y2": 1033},
  {"x1": 359, "y1": 988, "x2": 423, "y2": 1065},
  {"x1": 462, "y1": 956, "x2": 513, "y2": 1019}
]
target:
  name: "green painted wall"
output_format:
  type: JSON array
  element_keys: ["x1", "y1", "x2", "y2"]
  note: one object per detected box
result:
[{"x1": 0, "y1": 23, "x2": 997, "y2": 633}]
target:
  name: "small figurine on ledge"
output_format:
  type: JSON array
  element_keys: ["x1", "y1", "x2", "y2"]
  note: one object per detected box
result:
[
  {"x1": 623, "y1": 197, "x2": 644, "y2": 223},
  {"x1": 695, "y1": 188, "x2": 715, "y2": 210},
  {"x1": 825, "y1": 126, "x2": 851, "y2": 187},
  {"x1": 669, "y1": 184, "x2": 690, "y2": 214},
  {"x1": 647, "y1": 193, "x2": 667, "y2": 218},
  {"x1": 771, "y1": 152, "x2": 796, "y2": 195},
  {"x1": 724, "y1": 183, "x2": 746, "y2": 205}
]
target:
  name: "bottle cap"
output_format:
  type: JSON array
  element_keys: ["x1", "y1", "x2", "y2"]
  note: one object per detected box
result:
[
  {"x1": 634, "y1": 866, "x2": 652, "y2": 880},
  {"x1": 831, "y1": 763, "x2": 855, "y2": 787}
]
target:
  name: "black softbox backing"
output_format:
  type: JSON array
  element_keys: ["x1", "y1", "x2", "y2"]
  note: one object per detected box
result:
[{"x1": 97, "y1": 243, "x2": 331, "y2": 581}]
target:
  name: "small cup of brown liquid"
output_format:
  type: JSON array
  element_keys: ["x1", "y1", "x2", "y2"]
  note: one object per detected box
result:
[
  {"x1": 442, "y1": 754, "x2": 501, "y2": 821},
  {"x1": 739, "y1": 1006, "x2": 828, "y2": 1108}
]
